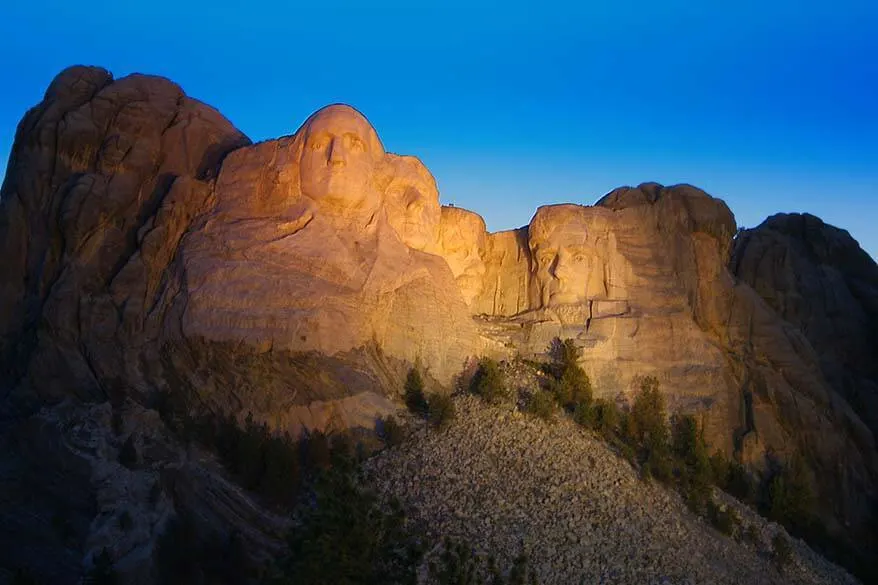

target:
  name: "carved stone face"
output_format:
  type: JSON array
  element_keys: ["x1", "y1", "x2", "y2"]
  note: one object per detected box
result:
[
  {"x1": 437, "y1": 206, "x2": 487, "y2": 305},
  {"x1": 297, "y1": 104, "x2": 384, "y2": 215},
  {"x1": 529, "y1": 205, "x2": 591, "y2": 308},
  {"x1": 385, "y1": 155, "x2": 440, "y2": 251}
]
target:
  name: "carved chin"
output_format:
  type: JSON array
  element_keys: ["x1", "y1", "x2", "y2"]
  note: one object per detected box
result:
[
  {"x1": 547, "y1": 290, "x2": 585, "y2": 307},
  {"x1": 304, "y1": 175, "x2": 372, "y2": 207}
]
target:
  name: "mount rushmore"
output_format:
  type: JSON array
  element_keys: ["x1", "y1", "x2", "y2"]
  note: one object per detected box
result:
[{"x1": 1, "y1": 66, "x2": 876, "y2": 564}]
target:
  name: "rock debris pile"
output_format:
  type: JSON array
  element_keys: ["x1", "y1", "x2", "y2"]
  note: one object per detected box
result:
[{"x1": 364, "y1": 396, "x2": 858, "y2": 585}]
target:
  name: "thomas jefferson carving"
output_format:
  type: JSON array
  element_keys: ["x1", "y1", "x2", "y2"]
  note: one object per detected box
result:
[
  {"x1": 437, "y1": 206, "x2": 488, "y2": 306},
  {"x1": 384, "y1": 154, "x2": 441, "y2": 251}
]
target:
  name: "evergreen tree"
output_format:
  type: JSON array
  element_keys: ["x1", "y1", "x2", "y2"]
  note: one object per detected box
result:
[
  {"x1": 117, "y1": 435, "x2": 138, "y2": 469},
  {"x1": 84, "y1": 548, "x2": 117, "y2": 585},
  {"x1": 631, "y1": 376, "x2": 671, "y2": 482},
  {"x1": 404, "y1": 368, "x2": 429, "y2": 416},
  {"x1": 768, "y1": 453, "x2": 815, "y2": 531},
  {"x1": 470, "y1": 358, "x2": 508, "y2": 405},
  {"x1": 548, "y1": 339, "x2": 592, "y2": 412},
  {"x1": 271, "y1": 467, "x2": 422, "y2": 585}
]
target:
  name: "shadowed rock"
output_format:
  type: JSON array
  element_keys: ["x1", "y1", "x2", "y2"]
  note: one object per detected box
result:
[{"x1": 1, "y1": 67, "x2": 877, "y2": 580}]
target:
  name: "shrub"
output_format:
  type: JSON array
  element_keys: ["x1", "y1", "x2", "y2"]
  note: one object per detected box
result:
[
  {"x1": 620, "y1": 410, "x2": 637, "y2": 445},
  {"x1": 631, "y1": 376, "x2": 668, "y2": 452},
  {"x1": 428, "y1": 539, "x2": 539, "y2": 585},
  {"x1": 642, "y1": 449, "x2": 674, "y2": 484},
  {"x1": 428, "y1": 393, "x2": 456, "y2": 430},
  {"x1": 743, "y1": 523, "x2": 763, "y2": 549},
  {"x1": 209, "y1": 412, "x2": 306, "y2": 509},
  {"x1": 149, "y1": 481, "x2": 162, "y2": 505},
  {"x1": 404, "y1": 368, "x2": 428, "y2": 416},
  {"x1": 707, "y1": 499, "x2": 741, "y2": 538},
  {"x1": 547, "y1": 339, "x2": 592, "y2": 411},
  {"x1": 231, "y1": 413, "x2": 271, "y2": 489},
  {"x1": 591, "y1": 399, "x2": 619, "y2": 438},
  {"x1": 526, "y1": 391, "x2": 555, "y2": 422},
  {"x1": 671, "y1": 415, "x2": 700, "y2": 463},
  {"x1": 617, "y1": 441, "x2": 637, "y2": 466},
  {"x1": 118, "y1": 510, "x2": 133, "y2": 531},
  {"x1": 156, "y1": 514, "x2": 253, "y2": 585},
  {"x1": 572, "y1": 400, "x2": 593, "y2": 428},
  {"x1": 726, "y1": 460, "x2": 754, "y2": 503},
  {"x1": 772, "y1": 533, "x2": 793, "y2": 571},
  {"x1": 118, "y1": 435, "x2": 138, "y2": 469},
  {"x1": 329, "y1": 433, "x2": 354, "y2": 466},
  {"x1": 553, "y1": 368, "x2": 592, "y2": 411},
  {"x1": 470, "y1": 358, "x2": 508, "y2": 405},
  {"x1": 379, "y1": 415, "x2": 406, "y2": 447},
  {"x1": 85, "y1": 548, "x2": 117, "y2": 585},
  {"x1": 272, "y1": 467, "x2": 423, "y2": 585},
  {"x1": 260, "y1": 432, "x2": 302, "y2": 507},
  {"x1": 628, "y1": 376, "x2": 673, "y2": 484},
  {"x1": 428, "y1": 539, "x2": 483, "y2": 585},
  {"x1": 303, "y1": 429, "x2": 331, "y2": 472},
  {"x1": 709, "y1": 449, "x2": 754, "y2": 503},
  {"x1": 672, "y1": 415, "x2": 712, "y2": 509},
  {"x1": 767, "y1": 454, "x2": 815, "y2": 532},
  {"x1": 507, "y1": 553, "x2": 539, "y2": 585},
  {"x1": 709, "y1": 451, "x2": 730, "y2": 488}
]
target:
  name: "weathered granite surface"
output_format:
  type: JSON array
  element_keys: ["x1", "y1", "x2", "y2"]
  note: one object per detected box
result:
[{"x1": 1, "y1": 66, "x2": 876, "y2": 582}]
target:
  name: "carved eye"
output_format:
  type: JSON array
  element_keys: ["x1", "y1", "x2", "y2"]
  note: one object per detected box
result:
[
  {"x1": 347, "y1": 135, "x2": 365, "y2": 152},
  {"x1": 309, "y1": 139, "x2": 326, "y2": 151},
  {"x1": 573, "y1": 254, "x2": 587, "y2": 263}
]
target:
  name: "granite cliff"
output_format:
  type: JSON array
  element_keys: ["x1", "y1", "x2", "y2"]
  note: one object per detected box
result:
[{"x1": 1, "y1": 67, "x2": 876, "y2": 582}]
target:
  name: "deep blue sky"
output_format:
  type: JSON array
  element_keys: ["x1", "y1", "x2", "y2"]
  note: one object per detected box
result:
[{"x1": 2, "y1": 1, "x2": 877, "y2": 258}]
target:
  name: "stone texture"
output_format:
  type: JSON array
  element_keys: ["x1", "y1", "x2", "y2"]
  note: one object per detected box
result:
[
  {"x1": 732, "y1": 213, "x2": 878, "y2": 440},
  {"x1": 0, "y1": 400, "x2": 288, "y2": 585},
  {"x1": 456, "y1": 184, "x2": 876, "y2": 554},
  {"x1": 173, "y1": 104, "x2": 481, "y2": 422},
  {"x1": 384, "y1": 153, "x2": 441, "y2": 252},
  {"x1": 0, "y1": 66, "x2": 250, "y2": 409},
  {"x1": 2, "y1": 67, "x2": 877, "y2": 581},
  {"x1": 0, "y1": 76, "x2": 480, "y2": 435},
  {"x1": 437, "y1": 205, "x2": 488, "y2": 306},
  {"x1": 365, "y1": 393, "x2": 859, "y2": 585}
]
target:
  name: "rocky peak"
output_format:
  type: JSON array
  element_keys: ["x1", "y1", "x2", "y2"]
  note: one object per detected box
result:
[{"x1": 1, "y1": 67, "x2": 876, "y2": 579}]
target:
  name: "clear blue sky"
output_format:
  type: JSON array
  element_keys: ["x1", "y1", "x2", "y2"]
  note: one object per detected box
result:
[{"x1": 2, "y1": 0, "x2": 877, "y2": 258}]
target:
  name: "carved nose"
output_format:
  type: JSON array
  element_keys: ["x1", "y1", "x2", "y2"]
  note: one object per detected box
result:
[
  {"x1": 328, "y1": 138, "x2": 346, "y2": 166},
  {"x1": 553, "y1": 255, "x2": 571, "y2": 281}
]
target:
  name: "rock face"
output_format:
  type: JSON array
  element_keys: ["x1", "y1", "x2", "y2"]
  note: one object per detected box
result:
[
  {"x1": 0, "y1": 399, "x2": 288, "y2": 585},
  {"x1": 0, "y1": 80, "x2": 479, "y2": 433},
  {"x1": 732, "y1": 213, "x2": 878, "y2": 440},
  {"x1": 732, "y1": 214, "x2": 878, "y2": 539},
  {"x1": 172, "y1": 104, "x2": 479, "y2": 425},
  {"x1": 0, "y1": 67, "x2": 250, "y2": 408},
  {"x1": 1, "y1": 67, "x2": 877, "y2": 579}
]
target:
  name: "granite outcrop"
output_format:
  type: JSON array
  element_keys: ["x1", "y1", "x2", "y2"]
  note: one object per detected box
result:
[{"x1": 1, "y1": 66, "x2": 877, "y2": 581}]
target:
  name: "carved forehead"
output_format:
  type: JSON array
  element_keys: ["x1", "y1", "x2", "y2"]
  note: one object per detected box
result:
[
  {"x1": 298, "y1": 104, "x2": 384, "y2": 156},
  {"x1": 529, "y1": 205, "x2": 589, "y2": 248},
  {"x1": 394, "y1": 155, "x2": 436, "y2": 187},
  {"x1": 388, "y1": 155, "x2": 438, "y2": 197},
  {"x1": 439, "y1": 207, "x2": 487, "y2": 247}
]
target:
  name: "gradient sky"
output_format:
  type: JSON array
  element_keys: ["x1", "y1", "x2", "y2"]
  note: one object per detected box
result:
[{"x1": 2, "y1": 0, "x2": 876, "y2": 258}]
